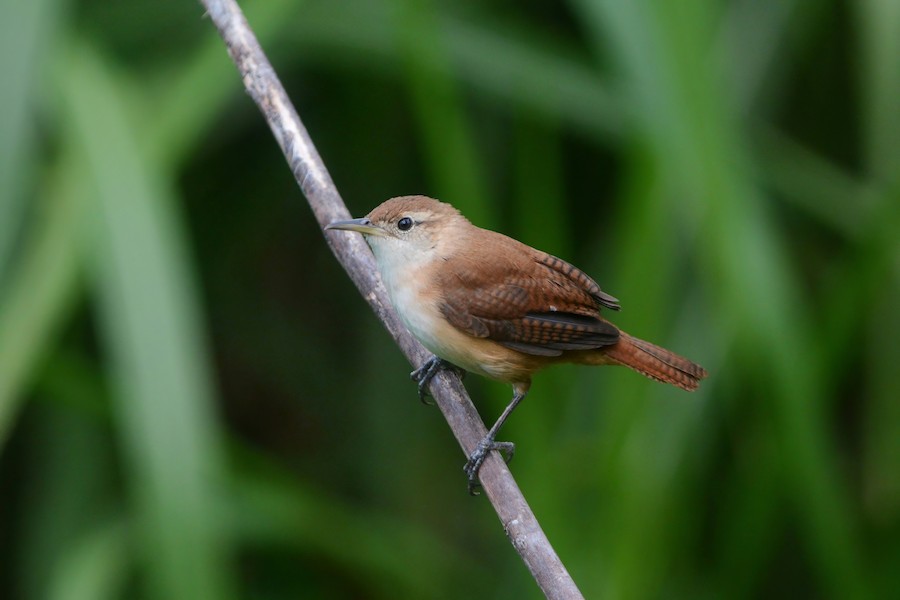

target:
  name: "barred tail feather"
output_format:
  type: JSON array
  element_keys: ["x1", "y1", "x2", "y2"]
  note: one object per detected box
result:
[{"x1": 604, "y1": 332, "x2": 708, "y2": 391}]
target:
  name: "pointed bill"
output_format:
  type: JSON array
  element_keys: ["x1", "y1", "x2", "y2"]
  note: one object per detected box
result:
[{"x1": 324, "y1": 217, "x2": 388, "y2": 237}]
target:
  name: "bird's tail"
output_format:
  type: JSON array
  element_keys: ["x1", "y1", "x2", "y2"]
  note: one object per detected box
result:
[{"x1": 601, "y1": 332, "x2": 708, "y2": 391}]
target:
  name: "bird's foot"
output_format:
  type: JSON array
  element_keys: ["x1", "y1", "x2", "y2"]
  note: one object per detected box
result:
[
  {"x1": 463, "y1": 435, "x2": 515, "y2": 496},
  {"x1": 410, "y1": 355, "x2": 464, "y2": 405}
]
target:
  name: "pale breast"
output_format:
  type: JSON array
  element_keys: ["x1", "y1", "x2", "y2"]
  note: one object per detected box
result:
[
  {"x1": 386, "y1": 277, "x2": 540, "y2": 384},
  {"x1": 389, "y1": 277, "x2": 445, "y2": 353}
]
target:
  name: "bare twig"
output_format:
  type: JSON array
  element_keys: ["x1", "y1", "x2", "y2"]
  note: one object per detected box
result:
[{"x1": 198, "y1": 1, "x2": 584, "y2": 597}]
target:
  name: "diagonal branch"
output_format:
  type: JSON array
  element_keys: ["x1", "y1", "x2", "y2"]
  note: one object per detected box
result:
[{"x1": 197, "y1": 1, "x2": 583, "y2": 597}]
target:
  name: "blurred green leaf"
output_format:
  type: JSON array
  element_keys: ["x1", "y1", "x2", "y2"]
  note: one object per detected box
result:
[
  {"x1": 390, "y1": 0, "x2": 491, "y2": 223},
  {"x1": 0, "y1": 0, "x2": 62, "y2": 285},
  {"x1": 857, "y1": 0, "x2": 900, "y2": 182},
  {"x1": 230, "y1": 446, "x2": 483, "y2": 599},
  {"x1": 0, "y1": 157, "x2": 88, "y2": 448},
  {"x1": 57, "y1": 40, "x2": 236, "y2": 600},
  {"x1": 47, "y1": 518, "x2": 130, "y2": 600},
  {"x1": 282, "y1": 0, "x2": 623, "y2": 139},
  {"x1": 572, "y1": 0, "x2": 872, "y2": 597},
  {"x1": 756, "y1": 125, "x2": 881, "y2": 239},
  {"x1": 588, "y1": 143, "x2": 698, "y2": 599},
  {"x1": 863, "y1": 278, "x2": 900, "y2": 598},
  {"x1": 148, "y1": 0, "x2": 301, "y2": 167},
  {"x1": 16, "y1": 402, "x2": 115, "y2": 600}
]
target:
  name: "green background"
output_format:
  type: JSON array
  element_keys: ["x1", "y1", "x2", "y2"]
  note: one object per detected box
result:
[{"x1": 1, "y1": 0, "x2": 898, "y2": 598}]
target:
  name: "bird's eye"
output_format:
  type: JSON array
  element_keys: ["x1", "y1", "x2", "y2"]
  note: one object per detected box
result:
[{"x1": 397, "y1": 217, "x2": 413, "y2": 231}]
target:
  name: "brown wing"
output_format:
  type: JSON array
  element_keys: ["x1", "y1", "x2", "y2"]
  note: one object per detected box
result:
[{"x1": 436, "y1": 240, "x2": 620, "y2": 357}]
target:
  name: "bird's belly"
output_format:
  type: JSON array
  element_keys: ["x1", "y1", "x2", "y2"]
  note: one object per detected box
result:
[
  {"x1": 392, "y1": 288, "x2": 474, "y2": 369},
  {"x1": 389, "y1": 283, "x2": 538, "y2": 384}
]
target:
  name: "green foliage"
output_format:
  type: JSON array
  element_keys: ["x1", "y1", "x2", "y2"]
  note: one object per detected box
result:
[{"x1": 0, "y1": 0, "x2": 897, "y2": 598}]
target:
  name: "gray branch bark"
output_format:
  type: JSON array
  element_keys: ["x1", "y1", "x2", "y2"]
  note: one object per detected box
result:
[{"x1": 197, "y1": 1, "x2": 584, "y2": 597}]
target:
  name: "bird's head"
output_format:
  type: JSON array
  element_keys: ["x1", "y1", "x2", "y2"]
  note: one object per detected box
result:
[{"x1": 326, "y1": 195, "x2": 467, "y2": 270}]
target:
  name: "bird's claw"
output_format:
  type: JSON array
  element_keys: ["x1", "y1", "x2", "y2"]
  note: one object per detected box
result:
[
  {"x1": 463, "y1": 437, "x2": 515, "y2": 495},
  {"x1": 410, "y1": 356, "x2": 464, "y2": 404},
  {"x1": 410, "y1": 356, "x2": 443, "y2": 404}
]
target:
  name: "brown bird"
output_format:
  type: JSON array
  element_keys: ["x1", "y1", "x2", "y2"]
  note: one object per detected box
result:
[{"x1": 326, "y1": 195, "x2": 707, "y2": 492}]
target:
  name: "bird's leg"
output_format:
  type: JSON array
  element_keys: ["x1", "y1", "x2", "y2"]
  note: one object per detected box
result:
[
  {"x1": 410, "y1": 355, "x2": 463, "y2": 404},
  {"x1": 464, "y1": 390, "x2": 526, "y2": 495}
]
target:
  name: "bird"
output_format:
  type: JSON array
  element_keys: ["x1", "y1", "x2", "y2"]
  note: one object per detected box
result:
[{"x1": 326, "y1": 195, "x2": 707, "y2": 493}]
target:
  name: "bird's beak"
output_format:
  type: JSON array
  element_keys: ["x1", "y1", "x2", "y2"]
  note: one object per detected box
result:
[{"x1": 325, "y1": 217, "x2": 388, "y2": 237}]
